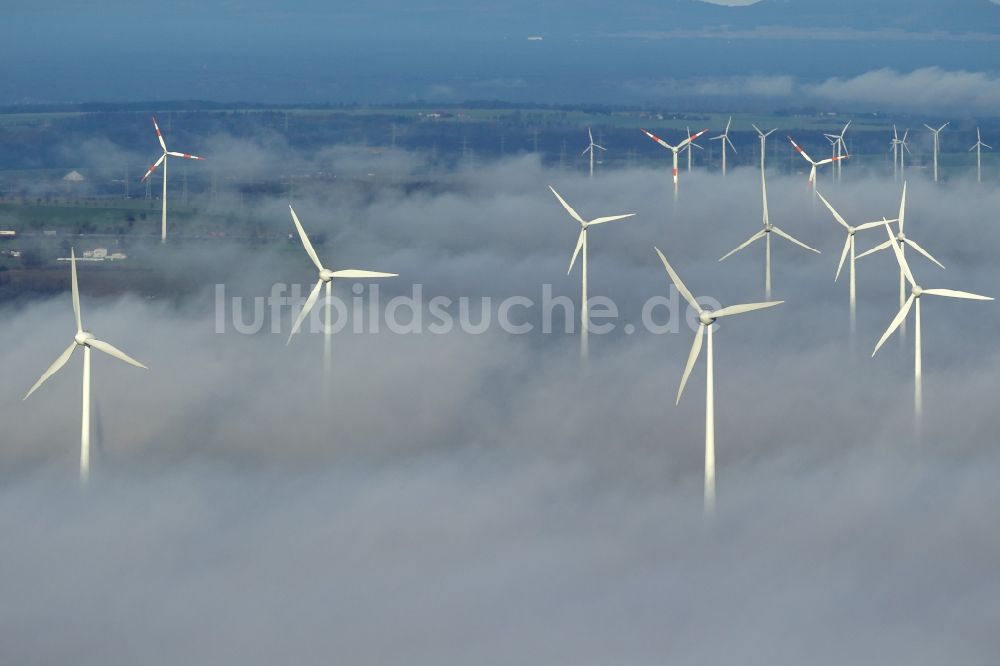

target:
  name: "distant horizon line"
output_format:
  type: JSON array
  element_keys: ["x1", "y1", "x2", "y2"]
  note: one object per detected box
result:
[{"x1": 0, "y1": 99, "x2": 969, "y2": 121}]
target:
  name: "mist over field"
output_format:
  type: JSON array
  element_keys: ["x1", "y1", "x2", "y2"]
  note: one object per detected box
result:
[{"x1": 1, "y1": 140, "x2": 999, "y2": 662}]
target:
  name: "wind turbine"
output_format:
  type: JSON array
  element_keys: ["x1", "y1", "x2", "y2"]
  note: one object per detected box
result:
[
  {"x1": 582, "y1": 127, "x2": 606, "y2": 179},
  {"x1": 898, "y1": 128, "x2": 911, "y2": 179},
  {"x1": 923, "y1": 122, "x2": 949, "y2": 183},
  {"x1": 816, "y1": 192, "x2": 892, "y2": 334},
  {"x1": 752, "y1": 124, "x2": 777, "y2": 172},
  {"x1": 890, "y1": 125, "x2": 904, "y2": 182},
  {"x1": 710, "y1": 117, "x2": 737, "y2": 177},
  {"x1": 857, "y1": 182, "x2": 944, "y2": 340},
  {"x1": 23, "y1": 249, "x2": 147, "y2": 485},
  {"x1": 655, "y1": 247, "x2": 782, "y2": 516},
  {"x1": 286, "y1": 206, "x2": 396, "y2": 376},
  {"x1": 641, "y1": 127, "x2": 709, "y2": 197},
  {"x1": 719, "y1": 167, "x2": 819, "y2": 299},
  {"x1": 683, "y1": 125, "x2": 704, "y2": 173},
  {"x1": 549, "y1": 186, "x2": 635, "y2": 358},
  {"x1": 823, "y1": 121, "x2": 850, "y2": 182},
  {"x1": 140, "y1": 116, "x2": 205, "y2": 242},
  {"x1": 788, "y1": 135, "x2": 847, "y2": 192},
  {"x1": 969, "y1": 127, "x2": 992, "y2": 183},
  {"x1": 872, "y1": 221, "x2": 992, "y2": 420}
]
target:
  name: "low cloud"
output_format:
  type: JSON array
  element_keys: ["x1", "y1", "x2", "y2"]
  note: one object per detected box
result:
[
  {"x1": 625, "y1": 67, "x2": 1000, "y2": 113},
  {"x1": 804, "y1": 66, "x2": 1000, "y2": 113},
  {"x1": 1, "y1": 137, "x2": 1000, "y2": 663}
]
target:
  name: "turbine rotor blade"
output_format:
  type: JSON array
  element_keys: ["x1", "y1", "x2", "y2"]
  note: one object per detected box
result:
[
  {"x1": 568, "y1": 230, "x2": 585, "y2": 274},
  {"x1": 921, "y1": 288, "x2": 993, "y2": 301},
  {"x1": 88, "y1": 339, "x2": 148, "y2": 369},
  {"x1": 905, "y1": 239, "x2": 945, "y2": 270},
  {"x1": 587, "y1": 213, "x2": 635, "y2": 226},
  {"x1": 23, "y1": 342, "x2": 77, "y2": 400},
  {"x1": 855, "y1": 218, "x2": 893, "y2": 231},
  {"x1": 140, "y1": 154, "x2": 165, "y2": 182},
  {"x1": 676, "y1": 324, "x2": 704, "y2": 406},
  {"x1": 788, "y1": 136, "x2": 815, "y2": 164},
  {"x1": 641, "y1": 129, "x2": 673, "y2": 150},
  {"x1": 885, "y1": 223, "x2": 916, "y2": 287},
  {"x1": 70, "y1": 248, "x2": 82, "y2": 333},
  {"x1": 873, "y1": 293, "x2": 915, "y2": 356},
  {"x1": 654, "y1": 247, "x2": 700, "y2": 313},
  {"x1": 166, "y1": 151, "x2": 205, "y2": 160},
  {"x1": 835, "y1": 236, "x2": 851, "y2": 282},
  {"x1": 712, "y1": 301, "x2": 783, "y2": 319},
  {"x1": 152, "y1": 116, "x2": 167, "y2": 151},
  {"x1": 548, "y1": 186, "x2": 586, "y2": 225},
  {"x1": 677, "y1": 128, "x2": 709, "y2": 150},
  {"x1": 816, "y1": 191, "x2": 849, "y2": 230},
  {"x1": 329, "y1": 269, "x2": 397, "y2": 279},
  {"x1": 856, "y1": 239, "x2": 893, "y2": 260},
  {"x1": 719, "y1": 229, "x2": 765, "y2": 262},
  {"x1": 771, "y1": 226, "x2": 820, "y2": 254},
  {"x1": 287, "y1": 279, "x2": 324, "y2": 344},
  {"x1": 288, "y1": 205, "x2": 325, "y2": 272}
]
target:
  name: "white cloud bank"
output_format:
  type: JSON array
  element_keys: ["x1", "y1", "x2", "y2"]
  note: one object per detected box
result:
[{"x1": 627, "y1": 67, "x2": 1000, "y2": 113}]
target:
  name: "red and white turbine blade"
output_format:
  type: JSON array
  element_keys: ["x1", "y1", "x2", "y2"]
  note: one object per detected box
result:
[
  {"x1": 140, "y1": 154, "x2": 165, "y2": 182},
  {"x1": 678, "y1": 128, "x2": 708, "y2": 150},
  {"x1": 641, "y1": 129, "x2": 673, "y2": 150},
  {"x1": 788, "y1": 136, "x2": 815, "y2": 164},
  {"x1": 151, "y1": 116, "x2": 167, "y2": 151},
  {"x1": 167, "y1": 151, "x2": 205, "y2": 161}
]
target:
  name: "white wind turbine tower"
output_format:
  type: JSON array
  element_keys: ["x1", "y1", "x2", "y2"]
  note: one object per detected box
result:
[
  {"x1": 582, "y1": 127, "x2": 606, "y2": 179},
  {"x1": 719, "y1": 165, "x2": 819, "y2": 299},
  {"x1": 872, "y1": 221, "x2": 992, "y2": 420},
  {"x1": 924, "y1": 122, "x2": 949, "y2": 183},
  {"x1": 752, "y1": 124, "x2": 777, "y2": 172},
  {"x1": 710, "y1": 117, "x2": 737, "y2": 177},
  {"x1": 788, "y1": 135, "x2": 847, "y2": 193},
  {"x1": 641, "y1": 127, "x2": 709, "y2": 197},
  {"x1": 549, "y1": 186, "x2": 635, "y2": 358},
  {"x1": 140, "y1": 116, "x2": 205, "y2": 242},
  {"x1": 655, "y1": 247, "x2": 782, "y2": 516},
  {"x1": 287, "y1": 206, "x2": 397, "y2": 374},
  {"x1": 23, "y1": 249, "x2": 147, "y2": 485},
  {"x1": 683, "y1": 125, "x2": 704, "y2": 173},
  {"x1": 816, "y1": 192, "x2": 893, "y2": 334},
  {"x1": 969, "y1": 127, "x2": 992, "y2": 183}
]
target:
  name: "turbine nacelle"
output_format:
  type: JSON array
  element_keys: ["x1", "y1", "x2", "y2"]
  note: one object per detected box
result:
[
  {"x1": 320, "y1": 268, "x2": 335, "y2": 282},
  {"x1": 698, "y1": 311, "x2": 716, "y2": 326},
  {"x1": 74, "y1": 331, "x2": 94, "y2": 346},
  {"x1": 911, "y1": 285, "x2": 923, "y2": 297}
]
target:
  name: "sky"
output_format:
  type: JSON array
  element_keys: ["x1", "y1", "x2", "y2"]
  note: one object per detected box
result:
[
  {"x1": 1, "y1": 133, "x2": 1000, "y2": 661},
  {"x1": 1, "y1": 1, "x2": 999, "y2": 106}
]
